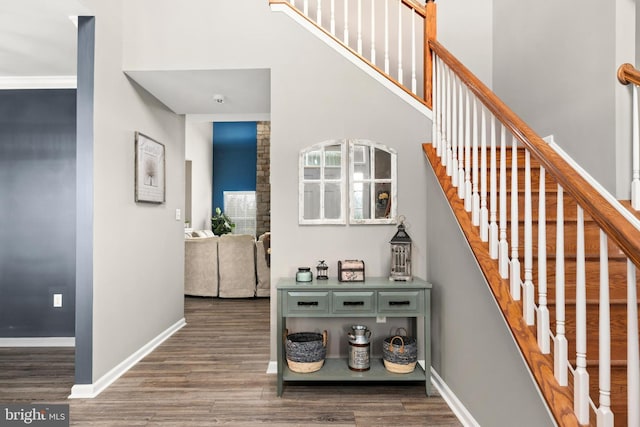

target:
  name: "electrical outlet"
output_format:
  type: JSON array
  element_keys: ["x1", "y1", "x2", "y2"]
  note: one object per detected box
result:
[
  {"x1": 376, "y1": 316, "x2": 386, "y2": 323},
  {"x1": 53, "y1": 293, "x2": 63, "y2": 308},
  {"x1": 175, "y1": 209, "x2": 181, "y2": 221}
]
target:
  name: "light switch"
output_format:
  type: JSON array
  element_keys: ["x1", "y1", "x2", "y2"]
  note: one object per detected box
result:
[{"x1": 53, "y1": 294, "x2": 63, "y2": 308}]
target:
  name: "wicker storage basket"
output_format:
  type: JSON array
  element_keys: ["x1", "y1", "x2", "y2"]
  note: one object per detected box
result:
[
  {"x1": 382, "y1": 333, "x2": 417, "y2": 374},
  {"x1": 285, "y1": 330, "x2": 327, "y2": 373}
]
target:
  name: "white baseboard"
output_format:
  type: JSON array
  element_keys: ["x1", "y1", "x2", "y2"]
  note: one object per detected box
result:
[
  {"x1": 266, "y1": 360, "x2": 277, "y2": 374},
  {"x1": 0, "y1": 337, "x2": 75, "y2": 347},
  {"x1": 69, "y1": 318, "x2": 186, "y2": 399},
  {"x1": 430, "y1": 367, "x2": 480, "y2": 427}
]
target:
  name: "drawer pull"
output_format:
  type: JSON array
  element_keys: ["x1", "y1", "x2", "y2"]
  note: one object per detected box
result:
[
  {"x1": 343, "y1": 301, "x2": 365, "y2": 306},
  {"x1": 297, "y1": 301, "x2": 319, "y2": 306},
  {"x1": 389, "y1": 300, "x2": 411, "y2": 306}
]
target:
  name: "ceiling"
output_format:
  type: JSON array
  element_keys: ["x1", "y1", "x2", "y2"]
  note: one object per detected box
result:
[{"x1": 0, "y1": 1, "x2": 270, "y2": 118}]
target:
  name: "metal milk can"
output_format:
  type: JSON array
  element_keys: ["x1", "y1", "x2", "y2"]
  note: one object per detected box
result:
[{"x1": 348, "y1": 325, "x2": 371, "y2": 371}]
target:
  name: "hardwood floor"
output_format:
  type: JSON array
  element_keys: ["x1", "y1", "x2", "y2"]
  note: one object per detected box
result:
[{"x1": 0, "y1": 297, "x2": 461, "y2": 426}]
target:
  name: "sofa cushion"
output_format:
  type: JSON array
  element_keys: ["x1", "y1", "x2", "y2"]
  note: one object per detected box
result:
[
  {"x1": 184, "y1": 236, "x2": 219, "y2": 297},
  {"x1": 218, "y1": 234, "x2": 257, "y2": 298}
]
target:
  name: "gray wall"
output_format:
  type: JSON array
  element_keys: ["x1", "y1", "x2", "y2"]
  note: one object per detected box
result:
[
  {"x1": 0, "y1": 89, "x2": 76, "y2": 338},
  {"x1": 425, "y1": 156, "x2": 554, "y2": 427},
  {"x1": 492, "y1": 0, "x2": 635, "y2": 197},
  {"x1": 79, "y1": 0, "x2": 186, "y2": 383}
]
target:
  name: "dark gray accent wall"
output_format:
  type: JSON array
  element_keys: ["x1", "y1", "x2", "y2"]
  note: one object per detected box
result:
[
  {"x1": 0, "y1": 89, "x2": 76, "y2": 337},
  {"x1": 75, "y1": 15, "x2": 95, "y2": 385}
]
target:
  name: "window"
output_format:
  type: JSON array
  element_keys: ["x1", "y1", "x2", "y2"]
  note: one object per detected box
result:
[
  {"x1": 224, "y1": 191, "x2": 256, "y2": 236},
  {"x1": 299, "y1": 139, "x2": 396, "y2": 225}
]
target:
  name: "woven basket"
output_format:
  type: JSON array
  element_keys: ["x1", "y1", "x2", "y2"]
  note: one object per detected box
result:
[
  {"x1": 382, "y1": 334, "x2": 417, "y2": 374},
  {"x1": 285, "y1": 330, "x2": 327, "y2": 373}
]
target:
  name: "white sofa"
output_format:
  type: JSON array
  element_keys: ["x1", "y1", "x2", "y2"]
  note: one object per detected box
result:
[{"x1": 184, "y1": 231, "x2": 270, "y2": 298}]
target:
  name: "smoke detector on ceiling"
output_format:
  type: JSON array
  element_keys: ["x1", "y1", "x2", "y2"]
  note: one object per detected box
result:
[{"x1": 213, "y1": 94, "x2": 225, "y2": 104}]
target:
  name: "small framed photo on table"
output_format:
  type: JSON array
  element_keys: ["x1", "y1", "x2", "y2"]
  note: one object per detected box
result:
[{"x1": 135, "y1": 132, "x2": 165, "y2": 204}]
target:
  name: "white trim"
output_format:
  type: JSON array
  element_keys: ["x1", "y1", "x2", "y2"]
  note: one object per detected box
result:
[
  {"x1": 266, "y1": 360, "x2": 278, "y2": 374},
  {"x1": 68, "y1": 318, "x2": 186, "y2": 399},
  {"x1": 271, "y1": 3, "x2": 431, "y2": 119},
  {"x1": 430, "y1": 367, "x2": 481, "y2": 427},
  {"x1": 543, "y1": 134, "x2": 640, "y2": 232},
  {"x1": 0, "y1": 76, "x2": 77, "y2": 89},
  {"x1": 186, "y1": 113, "x2": 271, "y2": 123},
  {"x1": 0, "y1": 337, "x2": 75, "y2": 347}
]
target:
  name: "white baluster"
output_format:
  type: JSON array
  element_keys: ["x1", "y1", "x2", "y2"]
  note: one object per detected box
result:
[
  {"x1": 450, "y1": 77, "x2": 458, "y2": 183},
  {"x1": 632, "y1": 85, "x2": 640, "y2": 209},
  {"x1": 370, "y1": 0, "x2": 375, "y2": 65},
  {"x1": 343, "y1": 0, "x2": 349, "y2": 45},
  {"x1": 316, "y1": 0, "x2": 322, "y2": 25},
  {"x1": 574, "y1": 205, "x2": 589, "y2": 425},
  {"x1": 464, "y1": 88, "x2": 472, "y2": 211},
  {"x1": 596, "y1": 230, "x2": 613, "y2": 427},
  {"x1": 457, "y1": 78, "x2": 465, "y2": 198},
  {"x1": 330, "y1": 0, "x2": 336, "y2": 35},
  {"x1": 480, "y1": 108, "x2": 488, "y2": 242},
  {"x1": 444, "y1": 67, "x2": 451, "y2": 169},
  {"x1": 384, "y1": 0, "x2": 389, "y2": 74},
  {"x1": 303, "y1": 0, "x2": 308, "y2": 16},
  {"x1": 397, "y1": 1, "x2": 403, "y2": 85},
  {"x1": 431, "y1": 55, "x2": 437, "y2": 150},
  {"x1": 411, "y1": 9, "x2": 416, "y2": 94},
  {"x1": 471, "y1": 96, "x2": 480, "y2": 226},
  {"x1": 489, "y1": 116, "x2": 498, "y2": 259},
  {"x1": 498, "y1": 125, "x2": 508, "y2": 278},
  {"x1": 356, "y1": 0, "x2": 362, "y2": 54},
  {"x1": 290, "y1": 0, "x2": 295, "y2": 7},
  {"x1": 537, "y1": 166, "x2": 550, "y2": 353},
  {"x1": 628, "y1": 260, "x2": 640, "y2": 427},
  {"x1": 523, "y1": 150, "x2": 534, "y2": 324},
  {"x1": 554, "y1": 185, "x2": 568, "y2": 386},
  {"x1": 510, "y1": 138, "x2": 521, "y2": 300},
  {"x1": 435, "y1": 57, "x2": 442, "y2": 156}
]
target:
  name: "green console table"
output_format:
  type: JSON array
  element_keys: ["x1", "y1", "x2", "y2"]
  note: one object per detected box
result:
[{"x1": 276, "y1": 277, "x2": 432, "y2": 396}]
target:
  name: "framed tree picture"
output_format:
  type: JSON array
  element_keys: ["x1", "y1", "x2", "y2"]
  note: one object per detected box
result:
[{"x1": 135, "y1": 132, "x2": 165, "y2": 203}]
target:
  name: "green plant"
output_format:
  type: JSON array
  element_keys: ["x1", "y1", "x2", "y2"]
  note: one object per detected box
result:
[{"x1": 211, "y1": 207, "x2": 235, "y2": 236}]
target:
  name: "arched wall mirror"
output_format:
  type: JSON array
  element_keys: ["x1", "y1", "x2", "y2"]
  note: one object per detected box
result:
[{"x1": 299, "y1": 139, "x2": 397, "y2": 225}]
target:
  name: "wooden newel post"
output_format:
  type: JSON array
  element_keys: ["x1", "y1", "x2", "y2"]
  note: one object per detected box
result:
[{"x1": 424, "y1": 0, "x2": 437, "y2": 109}]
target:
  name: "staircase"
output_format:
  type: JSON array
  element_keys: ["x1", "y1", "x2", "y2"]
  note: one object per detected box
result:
[{"x1": 271, "y1": 1, "x2": 640, "y2": 426}]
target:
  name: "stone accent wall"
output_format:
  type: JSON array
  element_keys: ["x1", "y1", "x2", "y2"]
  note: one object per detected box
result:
[{"x1": 256, "y1": 121, "x2": 271, "y2": 237}]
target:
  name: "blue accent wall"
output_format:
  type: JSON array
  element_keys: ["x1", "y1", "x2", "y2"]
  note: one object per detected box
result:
[
  {"x1": 0, "y1": 89, "x2": 76, "y2": 337},
  {"x1": 212, "y1": 122, "x2": 257, "y2": 211}
]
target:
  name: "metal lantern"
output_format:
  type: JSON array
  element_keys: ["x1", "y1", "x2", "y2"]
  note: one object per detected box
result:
[
  {"x1": 316, "y1": 260, "x2": 329, "y2": 280},
  {"x1": 389, "y1": 219, "x2": 412, "y2": 281}
]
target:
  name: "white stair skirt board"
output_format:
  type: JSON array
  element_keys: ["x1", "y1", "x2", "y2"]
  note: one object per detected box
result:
[
  {"x1": 0, "y1": 76, "x2": 77, "y2": 89},
  {"x1": 0, "y1": 337, "x2": 75, "y2": 347},
  {"x1": 69, "y1": 318, "x2": 186, "y2": 399},
  {"x1": 430, "y1": 368, "x2": 481, "y2": 427},
  {"x1": 271, "y1": 3, "x2": 432, "y2": 119}
]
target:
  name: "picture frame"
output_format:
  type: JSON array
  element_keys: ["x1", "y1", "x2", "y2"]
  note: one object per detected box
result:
[{"x1": 135, "y1": 132, "x2": 166, "y2": 204}]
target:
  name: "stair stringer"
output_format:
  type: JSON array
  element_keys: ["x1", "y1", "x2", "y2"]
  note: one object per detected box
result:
[
  {"x1": 423, "y1": 143, "x2": 581, "y2": 427},
  {"x1": 271, "y1": 3, "x2": 432, "y2": 119}
]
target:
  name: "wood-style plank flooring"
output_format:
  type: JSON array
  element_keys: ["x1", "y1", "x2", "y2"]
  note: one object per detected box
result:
[{"x1": 0, "y1": 297, "x2": 462, "y2": 426}]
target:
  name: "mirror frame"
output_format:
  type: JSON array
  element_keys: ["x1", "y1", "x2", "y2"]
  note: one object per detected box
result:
[{"x1": 298, "y1": 140, "x2": 347, "y2": 225}]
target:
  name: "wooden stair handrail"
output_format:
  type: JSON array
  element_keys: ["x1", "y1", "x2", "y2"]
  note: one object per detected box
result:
[
  {"x1": 618, "y1": 63, "x2": 640, "y2": 86},
  {"x1": 430, "y1": 39, "x2": 640, "y2": 270}
]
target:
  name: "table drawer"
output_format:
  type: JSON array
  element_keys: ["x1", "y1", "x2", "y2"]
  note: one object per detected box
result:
[
  {"x1": 285, "y1": 291, "x2": 329, "y2": 315},
  {"x1": 378, "y1": 291, "x2": 422, "y2": 314},
  {"x1": 332, "y1": 291, "x2": 375, "y2": 314}
]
